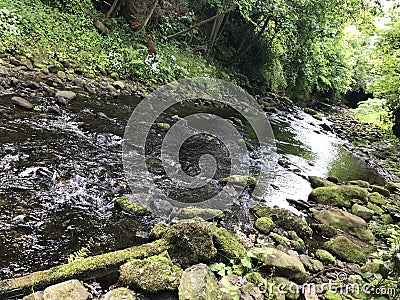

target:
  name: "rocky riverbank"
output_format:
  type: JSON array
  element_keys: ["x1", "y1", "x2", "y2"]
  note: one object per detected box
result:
[{"x1": 0, "y1": 176, "x2": 399, "y2": 299}]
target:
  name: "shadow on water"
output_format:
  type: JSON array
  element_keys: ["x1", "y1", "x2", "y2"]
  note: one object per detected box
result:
[{"x1": 0, "y1": 93, "x2": 385, "y2": 282}]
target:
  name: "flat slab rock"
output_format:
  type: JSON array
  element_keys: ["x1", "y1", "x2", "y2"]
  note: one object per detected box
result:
[
  {"x1": 56, "y1": 90, "x2": 76, "y2": 100},
  {"x1": 11, "y1": 96, "x2": 33, "y2": 110}
]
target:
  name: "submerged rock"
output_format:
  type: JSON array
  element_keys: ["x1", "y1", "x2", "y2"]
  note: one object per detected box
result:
[
  {"x1": 252, "y1": 247, "x2": 307, "y2": 283},
  {"x1": 163, "y1": 218, "x2": 217, "y2": 267},
  {"x1": 309, "y1": 185, "x2": 368, "y2": 208},
  {"x1": 178, "y1": 263, "x2": 220, "y2": 300},
  {"x1": 324, "y1": 235, "x2": 367, "y2": 264},
  {"x1": 251, "y1": 206, "x2": 312, "y2": 238},
  {"x1": 314, "y1": 208, "x2": 375, "y2": 244},
  {"x1": 119, "y1": 251, "x2": 182, "y2": 293},
  {"x1": 42, "y1": 280, "x2": 90, "y2": 300},
  {"x1": 11, "y1": 96, "x2": 33, "y2": 110}
]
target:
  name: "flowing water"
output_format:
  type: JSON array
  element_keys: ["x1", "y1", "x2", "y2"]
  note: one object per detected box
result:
[{"x1": 0, "y1": 92, "x2": 385, "y2": 281}]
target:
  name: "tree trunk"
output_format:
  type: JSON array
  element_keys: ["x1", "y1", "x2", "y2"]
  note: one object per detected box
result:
[{"x1": 139, "y1": 0, "x2": 159, "y2": 30}]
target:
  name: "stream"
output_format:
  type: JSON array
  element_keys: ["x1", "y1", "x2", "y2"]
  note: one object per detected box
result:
[{"x1": 0, "y1": 92, "x2": 385, "y2": 280}]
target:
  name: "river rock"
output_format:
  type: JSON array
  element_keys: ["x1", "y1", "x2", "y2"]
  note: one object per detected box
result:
[
  {"x1": 324, "y1": 235, "x2": 367, "y2": 264},
  {"x1": 309, "y1": 176, "x2": 336, "y2": 188},
  {"x1": 351, "y1": 204, "x2": 374, "y2": 220},
  {"x1": 385, "y1": 182, "x2": 400, "y2": 193},
  {"x1": 174, "y1": 207, "x2": 224, "y2": 220},
  {"x1": 212, "y1": 227, "x2": 247, "y2": 261},
  {"x1": 368, "y1": 192, "x2": 387, "y2": 205},
  {"x1": 56, "y1": 90, "x2": 76, "y2": 100},
  {"x1": 252, "y1": 247, "x2": 307, "y2": 283},
  {"x1": 103, "y1": 287, "x2": 137, "y2": 300},
  {"x1": 47, "y1": 105, "x2": 62, "y2": 116},
  {"x1": 11, "y1": 96, "x2": 33, "y2": 110},
  {"x1": 220, "y1": 175, "x2": 257, "y2": 188},
  {"x1": 347, "y1": 179, "x2": 370, "y2": 188},
  {"x1": 178, "y1": 263, "x2": 220, "y2": 300},
  {"x1": 315, "y1": 249, "x2": 336, "y2": 265},
  {"x1": 308, "y1": 185, "x2": 368, "y2": 208},
  {"x1": 112, "y1": 80, "x2": 125, "y2": 89},
  {"x1": 163, "y1": 218, "x2": 217, "y2": 267},
  {"x1": 255, "y1": 217, "x2": 275, "y2": 234},
  {"x1": 42, "y1": 279, "x2": 90, "y2": 300},
  {"x1": 251, "y1": 206, "x2": 312, "y2": 238},
  {"x1": 119, "y1": 251, "x2": 182, "y2": 293},
  {"x1": 367, "y1": 202, "x2": 384, "y2": 215},
  {"x1": 314, "y1": 208, "x2": 375, "y2": 244},
  {"x1": 370, "y1": 185, "x2": 390, "y2": 197},
  {"x1": 48, "y1": 65, "x2": 59, "y2": 73}
]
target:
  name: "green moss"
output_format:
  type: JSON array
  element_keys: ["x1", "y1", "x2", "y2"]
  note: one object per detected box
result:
[
  {"x1": 347, "y1": 180, "x2": 370, "y2": 188},
  {"x1": 310, "y1": 223, "x2": 337, "y2": 238},
  {"x1": 324, "y1": 236, "x2": 367, "y2": 264},
  {"x1": 309, "y1": 176, "x2": 336, "y2": 188},
  {"x1": 380, "y1": 214, "x2": 393, "y2": 224},
  {"x1": 309, "y1": 185, "x2": 368, "y2": 208},
  {"x1": 251, "y1": 206, "x2": 312, "y2": 238},
  {"x1": 155, "y1": 123, "x2": 171, "y2": 131},
  {"x1": 269, "y1": 232, "x2": 290, "y2": 247},
  {"x1": 254, "y1": 217, "x2": 275, "y2": 234},
  {"x1": 368, "y1": 192, "x2": 387, "y2": 206},
  {"x1": 115, "y1": 197, "x2": 150, "y2": 215},
  {"x1": 325, "y1": 290, "x2": 343, "y2": 300},
  {"x1": 150, "y1": 222, "x2": 169, "y2": 239},
  {"x1": 361, "y1": 259, "x2": 387, "y2": 277},
  {"x1": 212, "y1": 227, "x2": 247, "y2": 261},
  {"x1": 370, "y1": 185, "x2": 390, "y2": 197},
  {"x1": 315, "y1": 249, "x2": 336, "y2": 265},
  {"x1": 384, "y1": 182, "x2": 400, "y2": 194},
  {"x1": 271, "y1": 277, "x2": 300, "y2": 300},
  {"x1": 120, "y1": 251, "x2": 182, "y2": 293},
  {"x1": 304, "y1": 108, "x2": 318, "y2": 115},
  {"x1": 367, "y1": 202, "x2": 384, "y2": 215},
  {"x1": 312, "y1": 114, "x2": 323, "y2": 121},
  {"x1": 245, "y1": 272, "x2": 266, "y2": 286},
  {"x1": 351, "y1": 204, "x2": 374, "y2": 220}
]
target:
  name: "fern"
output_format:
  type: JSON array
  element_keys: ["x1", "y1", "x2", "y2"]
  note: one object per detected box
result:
[{"x1": 68, "y1": 237, "x2": 94, "y2": 263}]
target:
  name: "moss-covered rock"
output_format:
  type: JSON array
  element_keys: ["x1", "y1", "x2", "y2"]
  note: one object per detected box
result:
[
  {"x1": 367, "y1": 202, "x2": 384, "y2": 215},
  {"x1": 368, "y1": 192, "x2": 387, "y2": 206},
  {"x1": 212, "y1": 227, "x2": 247, "y2": 261},
  {"x1": 175, "y1": 207, "x2": 224, "y2": 220},
  {"x1": 351, "y1": 204, "x2": 374, "y2": 220},
  {"x1": 271, "y1": 277, "x2": 300, "y2": 300},
  {"x1": 304, "y1": 107, "x2": 318, "y2": 115},
  {"x1": 370, "y1": 185, "x2": 390, "y2": 197},
  {"x1": 315, "y1": 249, "x2": 336, "y2": 265},
  {"x1": 312, "y1": 114, "x2": 323, "y2": 121},
  {"x1": 380, "y1": 214, "x2": 393, "y2": 224},
  {"x1": 163, "y1": 218, "x2": 217, "y2": 267},
  {"x1": 119, "y1": 251, "x2": 182, "y2": 293},
  {"x1": 178, "y1": 263, "x2": 220, "y2": 300},
  {"x1": 310, "y1": 223, "x2": 337, "y2": 238},
  {"x1": 149, "y1": 222, "x2": 169, "y2": 240},
  {"x1": 314, "y1": 208, "x2": 375, "y2": 244},
  {"x1": 347, "y1": 180, "x2": 370, "y2": 188},
  {"x1": 251, "y1": 206, "x2": 312, "y2": 238},
  {"x1": 220, "y1": 175, "x2": 257, "y2": 187},
  {"x1": 42, "y1": 280, "x2": 90, "y2": 300},
  {"x1": 269, "y1": 232, "x2": 290, "y2": 248},
  {"x1": 103, "y1": 287, "x2": 137, "y2": 300},
  {"x1": 384, "y1": 182, "x2": 400, "y2": 194},
  {"x1": 324, "y1": 236, "x2": 367, "y2": 264},
  {"x1": 155, "y1": 122, "x2": 170, "y2": 130},
  {"x1": 309, "y1": 185, "x2": 368, "y2": 208},
  {"x1": 252, "y1": 247, "x2": 307, "y2": 283},
  {"x1": 299, "y1": 254, "x2": 324, "y2": 272},
  {"x1": 245, "y1": 272, "x2": 266, "y2": 286},
  {"x1": 115, "y1": 196, "x2": 150, "y2": 216},
  {"x1": 309, "y1": 176, "x2": 336, "y2": 188},
  {"x1": 254, "y1": 217, "x2": 275, "y2": 234}
]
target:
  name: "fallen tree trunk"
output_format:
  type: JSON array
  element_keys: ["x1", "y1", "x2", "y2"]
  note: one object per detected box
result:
[{"x1": 0, "y1": 239, "x2": 168, "y2": 299}]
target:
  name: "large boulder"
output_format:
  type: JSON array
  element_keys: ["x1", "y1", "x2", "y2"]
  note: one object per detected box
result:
[
  {"x1": 309, "y1": 186, "x2": 368, "y2": 208},
  {"x1": 119, "y1": 251, "x2": 182, "y2": 293},
  {"x1": 251, "y1": 206, "x2": 312, "y2": 238},
  {"x1": 42, "y1": 280, "x2": 90, "y2": 300},
  {"x1": 178, "y1": 263, "x2": 220, "y2": 300},
  {"x1": 163, "y1": 218, "x2": 217, "y2": 267},
  {"x1": 252, "y1": 247, "x2": 307, "y2": 284},
  {"x1": 314, "y1": 208, "x2": 375, "y2": 244},
  {"x1": 324, "y1": 235, "x2": 367, "y2": 264}
]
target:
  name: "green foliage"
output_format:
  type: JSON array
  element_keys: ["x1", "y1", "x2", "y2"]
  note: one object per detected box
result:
[
  {"x1": 68, "y1": 237, "x2": 94, "y2": 263},
  {"x1": 368, "y1": 11, "x2": 400, "y2": 112},
  {"x1": 351, "y1": 98, "x2": 391, "y2": 130}
]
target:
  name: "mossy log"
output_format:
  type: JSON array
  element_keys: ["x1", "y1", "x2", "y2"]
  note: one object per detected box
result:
[{"x1": 0, "y1": 239, "x2": 168, "y2": 299}]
